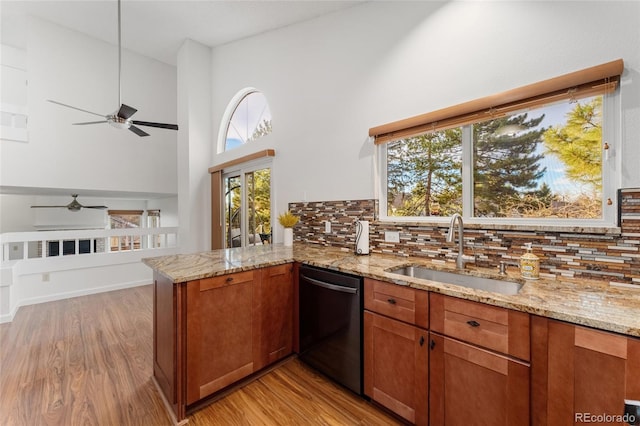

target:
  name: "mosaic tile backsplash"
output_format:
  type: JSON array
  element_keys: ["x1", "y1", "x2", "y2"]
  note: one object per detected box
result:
[{"x1": 289, "y1": 189, "x2": 640, "y2": 285}]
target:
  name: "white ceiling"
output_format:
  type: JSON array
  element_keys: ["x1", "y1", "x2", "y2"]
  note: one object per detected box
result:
[{"x1": 0, "y1": 0, "x2": 364, "y2": 66}]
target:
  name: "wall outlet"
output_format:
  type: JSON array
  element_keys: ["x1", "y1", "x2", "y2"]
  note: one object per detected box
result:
[
  {"x1": 325, "y1": 221, "x2": 331, "y2": 233},
  {"x1": 385, "y1": 231, "x2": 400, "y2": 243}
]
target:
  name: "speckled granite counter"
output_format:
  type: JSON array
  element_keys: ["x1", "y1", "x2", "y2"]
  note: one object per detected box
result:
[{"x1": 143, "y1": 243, "x2": 640, "y2": 338}]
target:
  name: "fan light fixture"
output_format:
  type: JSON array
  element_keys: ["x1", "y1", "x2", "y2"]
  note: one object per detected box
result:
[
  {"x1": 31, "y1": 194, "x2": 108, "y2": 212},
  {"x1": 47, "y1": 0, "x2": 178, "y2": 137}
]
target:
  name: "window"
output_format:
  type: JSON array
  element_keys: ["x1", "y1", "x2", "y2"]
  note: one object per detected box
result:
[
  {"x1": 108, "y1": 210, "x2": 142, "y2": 251},
  {"x1": 218, "y1": 88, "x2": 272, "y2": 153},
  {"x1": 147, "y1": 209, "x2": 161, "y2": 248},
  {"x1": 374, "y1": 60, "x2": 622, "y2": 226},
  {"x1": 223, "y1": 165, "x2": 271, "y2": 248}
]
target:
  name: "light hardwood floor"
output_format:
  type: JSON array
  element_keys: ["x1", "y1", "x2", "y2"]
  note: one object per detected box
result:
[{"x1": 0, "y1": 285, "x2": 403, "y2": 426}]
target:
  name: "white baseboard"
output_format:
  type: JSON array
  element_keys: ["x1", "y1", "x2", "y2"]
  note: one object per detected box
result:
[{"x1": 0, "y1": 279, "x2": 151, "y2": 324}]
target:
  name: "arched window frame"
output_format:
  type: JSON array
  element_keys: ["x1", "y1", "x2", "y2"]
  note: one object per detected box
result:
[{"x1": 217, "y1": 87, "x2": 272, "y2": 154}]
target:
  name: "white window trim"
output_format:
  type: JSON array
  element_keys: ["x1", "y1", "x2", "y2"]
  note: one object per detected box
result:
[{"x1": 376, "y1": 92, "x2": 621, "y2": 231}]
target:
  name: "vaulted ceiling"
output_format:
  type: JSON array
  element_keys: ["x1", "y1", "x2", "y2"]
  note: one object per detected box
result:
[{"x1": 1, "y1": 0, "x2": 364, "y2": 66}]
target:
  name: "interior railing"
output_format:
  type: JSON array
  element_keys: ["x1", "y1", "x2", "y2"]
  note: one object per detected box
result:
[{"x1": 0, "y1": 227, "x2": 178, "y2": 261}]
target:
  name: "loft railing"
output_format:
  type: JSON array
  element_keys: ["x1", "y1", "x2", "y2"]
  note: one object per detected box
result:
[{"x1": 0, "y1": 227, "x2": 178, "y2": 262}]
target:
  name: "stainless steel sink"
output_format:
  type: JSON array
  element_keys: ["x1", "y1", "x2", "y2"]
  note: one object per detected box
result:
[{"x1": 386, "y1": 265, "x2": 523, "y2": 295}]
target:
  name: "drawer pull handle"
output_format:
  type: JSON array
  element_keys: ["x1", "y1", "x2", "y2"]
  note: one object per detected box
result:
[
  {"x1": 419, "y1": 336, "x2": 425, "y2": 346},
  {"x1": 467, "y1": 320, "x2": 481, "y2": 327},
  {"x1": 226, "y1": 277, "x2": 234, "y2": 282},
  {"x1": 387, "y1": 298, "x2": 396, "y2": 305}
]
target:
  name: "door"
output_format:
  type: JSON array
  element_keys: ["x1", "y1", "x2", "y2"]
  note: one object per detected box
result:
[
  {"x1": 257, "y1": 264, "x2": 294, "y2": 370},
  {"x1": 364, "y1": 311, "x2": 428, "y2": 425},
  {"x1": 430, "y1": 333, "x2": 530, "y2": 426},
  {"x1": 185, "y1": 271, "x2": 259, "y2": 404},
  {"x1": 532, "y1": 317, "x2": 640, "y2": 426},
  {"x1": 223, "y1": 166, "x2": 271, "y2": 248}
]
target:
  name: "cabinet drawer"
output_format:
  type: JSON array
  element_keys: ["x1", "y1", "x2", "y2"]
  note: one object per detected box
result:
[
  {"x1": 200, "y1": 270, "x2": 254, "y2": 292},
  {"x1": 430, "y1": 293, "x2": 529, "y2": 361},
  {"x1": 365, "y1": 278, "x2": 428, "y2": 328}
]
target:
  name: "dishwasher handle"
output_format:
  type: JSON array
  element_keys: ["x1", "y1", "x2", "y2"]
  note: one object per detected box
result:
[{"x1": 301, "y1": 274, "x2": 358, "y2": 294}]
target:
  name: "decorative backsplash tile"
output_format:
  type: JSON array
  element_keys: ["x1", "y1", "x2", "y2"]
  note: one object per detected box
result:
[
  {"x1": 290, "y1": 190, "x2": 640, "y2": 285},
  {"x1": 288, "y1": 200, "x2": 376, "y2": 249}
]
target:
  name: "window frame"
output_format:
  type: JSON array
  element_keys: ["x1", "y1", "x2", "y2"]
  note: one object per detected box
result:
[
  {"x1": 221, "y1": 158, "x2": 273, "y2": 248},
  {"x1": 375, "y1": 88, "x2": 621, "y2": 229},
  {"x1": 216, "y1": 87, "x2": 272, "y2": 154}
]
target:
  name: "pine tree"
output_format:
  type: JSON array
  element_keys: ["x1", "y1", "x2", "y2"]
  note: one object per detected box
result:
[
  {"x1": 387, "y1": 129, "x2": 462, "y2": 216},
  {"x1": 473, "y1": 113, "x2": 546, "y2": 217},
  {"x1": 542, "y1": 97, "x2": 602, "y2": 192}
]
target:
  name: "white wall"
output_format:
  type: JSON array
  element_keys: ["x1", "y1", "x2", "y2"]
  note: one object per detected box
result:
[
  {"x1": 209, "y1": 1, "x2": 640, "y2": 231},
  {"x1": 0, "y1": 17, "x2": 178, "y2": 195},
  {"x1": 177, "y1": 40, "x2": 212, "y2": 254}
]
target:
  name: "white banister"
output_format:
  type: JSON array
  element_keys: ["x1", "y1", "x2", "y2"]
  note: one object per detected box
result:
[{"x1": 0, "y1": 227, "x2": 179, "y2": 262}]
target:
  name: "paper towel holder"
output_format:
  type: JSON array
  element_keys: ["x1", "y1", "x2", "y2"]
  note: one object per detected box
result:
[{"x1": 354, "y1": 219, "x2": 370, "y2": 255}]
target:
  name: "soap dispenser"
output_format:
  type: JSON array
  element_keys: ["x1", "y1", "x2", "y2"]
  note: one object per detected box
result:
[{"x1": 520, "y1": 243, "x2": 540, "y2": 280}]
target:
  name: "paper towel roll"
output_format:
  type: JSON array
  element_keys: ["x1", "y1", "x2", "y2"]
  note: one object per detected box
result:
[{"x1": 355, "y1": 220, "x2": 370, "y2": 255}]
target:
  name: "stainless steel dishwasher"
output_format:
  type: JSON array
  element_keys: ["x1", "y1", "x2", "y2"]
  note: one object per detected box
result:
[{"x1": 298, "y1": 264, "x2": 363, "y2": 395}]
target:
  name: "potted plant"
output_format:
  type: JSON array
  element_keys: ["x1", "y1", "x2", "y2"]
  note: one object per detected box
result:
[{"x1": 278, "y1": 210, "x2": 299, "y2": 247}]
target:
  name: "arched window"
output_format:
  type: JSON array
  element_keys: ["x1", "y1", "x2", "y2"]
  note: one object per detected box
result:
[{"x1": 218, "y1": 88, "x2": 272, "y2": 153}]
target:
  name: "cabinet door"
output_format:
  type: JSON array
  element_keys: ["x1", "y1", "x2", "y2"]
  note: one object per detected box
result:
[
  {"x1": 364, "y1": 311, "x2": 429, "y2": 425},
  {"x1": 185, "y1": 271, "x2": 259, "y2": 404},
  {"x1": 532, "y1": 316, "x2": 640, "y2": 426},
  {"x1": 430, "y1": 333, "x2": 530, "y2": 426},
  {"x1": 257, "y1": 264, "x2": 294, "y2": 370}
]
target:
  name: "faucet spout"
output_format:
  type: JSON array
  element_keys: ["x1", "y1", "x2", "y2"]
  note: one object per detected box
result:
[{"x1": 447, "y1": 214, "x2": 468, "y2": 269}]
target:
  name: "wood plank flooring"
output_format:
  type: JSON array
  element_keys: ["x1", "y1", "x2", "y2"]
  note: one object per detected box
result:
[{"x1": 0, "y1": 285, "x2": 403, "y2": 426}]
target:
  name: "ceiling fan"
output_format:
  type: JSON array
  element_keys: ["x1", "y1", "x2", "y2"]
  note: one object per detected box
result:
[
  {"x1": 47, "y1": 0, "x2": 178, "y2": 137},
  {"x1": 31, "y1": 195, "x2": 108, "y2": 212}
]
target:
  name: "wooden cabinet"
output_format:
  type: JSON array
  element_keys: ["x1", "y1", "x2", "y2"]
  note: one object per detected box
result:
[
  {"x1": 153, "y1": 264, "x2": 295, "y2": 422},
  {"x1": 429, "y1": 293, "x2": 530, "y2": 426},
  {"x1": 364, "y1": 278, "x2": 429, "y2": 425},
  {"x1": 185, "y1": 270, "x2": 259, "y2": 404},
  {"x1": 256, "y1": 264, "x2": 294, "y2": 370},
  {"x1": 531, "y1": 316, "x2": 640, "y2": 426}
]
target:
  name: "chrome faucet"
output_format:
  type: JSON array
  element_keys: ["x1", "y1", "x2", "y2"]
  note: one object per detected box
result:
[{"x1": 446, "y1": 213, "x2": 473, "y2": 269}]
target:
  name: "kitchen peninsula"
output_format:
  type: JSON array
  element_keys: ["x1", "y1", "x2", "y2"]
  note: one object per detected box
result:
[{"x1": 143, "y1": 243, "x2": 640, "y2": 425}]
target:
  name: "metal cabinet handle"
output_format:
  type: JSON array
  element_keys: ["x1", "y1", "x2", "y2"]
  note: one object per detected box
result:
[
  {"x1": 430, "y1": 339, "x2": 436, "y2": 350},
  {"x1": 387, "y1": 298, "x2": 396, "y2": 305},
  {"x1": 467, "y1": 320, "x2": 480, "y2": 327},
  {"x1": 300, "y1": 274, "x2": 358, "y2": 294},
  {"x1": 226, "y1": 277, "x2": 234, "y2": 282},
  {"x1": 419, "y1": 336, "x2": 425, "y2": 346}
]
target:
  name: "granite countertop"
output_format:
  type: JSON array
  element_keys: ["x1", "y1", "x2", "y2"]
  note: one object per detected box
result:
[{"x1": 143, "y1": 243, "x2": 640, "y2": 338}]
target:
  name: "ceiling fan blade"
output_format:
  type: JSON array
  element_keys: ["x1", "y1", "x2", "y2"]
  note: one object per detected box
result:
[
  {"x1": 73, "y1": 121, "x2": 109, "y2": 125},
  {"x1": 48, "y1": 100, "x2": 106, "y2": 118},
  {"x1": 84, "y1": 205, "x2": 109, "y2": 210},
  {"x1": 31, "y1": 205, "x2": 68, "y2": 209},
  {"x1": 117, "y1": 104, "x2": 137, "y2": 119},
  {"x1": 132, "y1": 120, "x2": 179, "y2": 130},
  {"x1": 129, "y1": 125, "x2": 150, "y2": 137}
]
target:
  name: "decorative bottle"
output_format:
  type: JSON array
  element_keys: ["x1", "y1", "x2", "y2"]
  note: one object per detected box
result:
[{"x1": 520, "y1": 243, "x2": 540, "y2": 280}]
